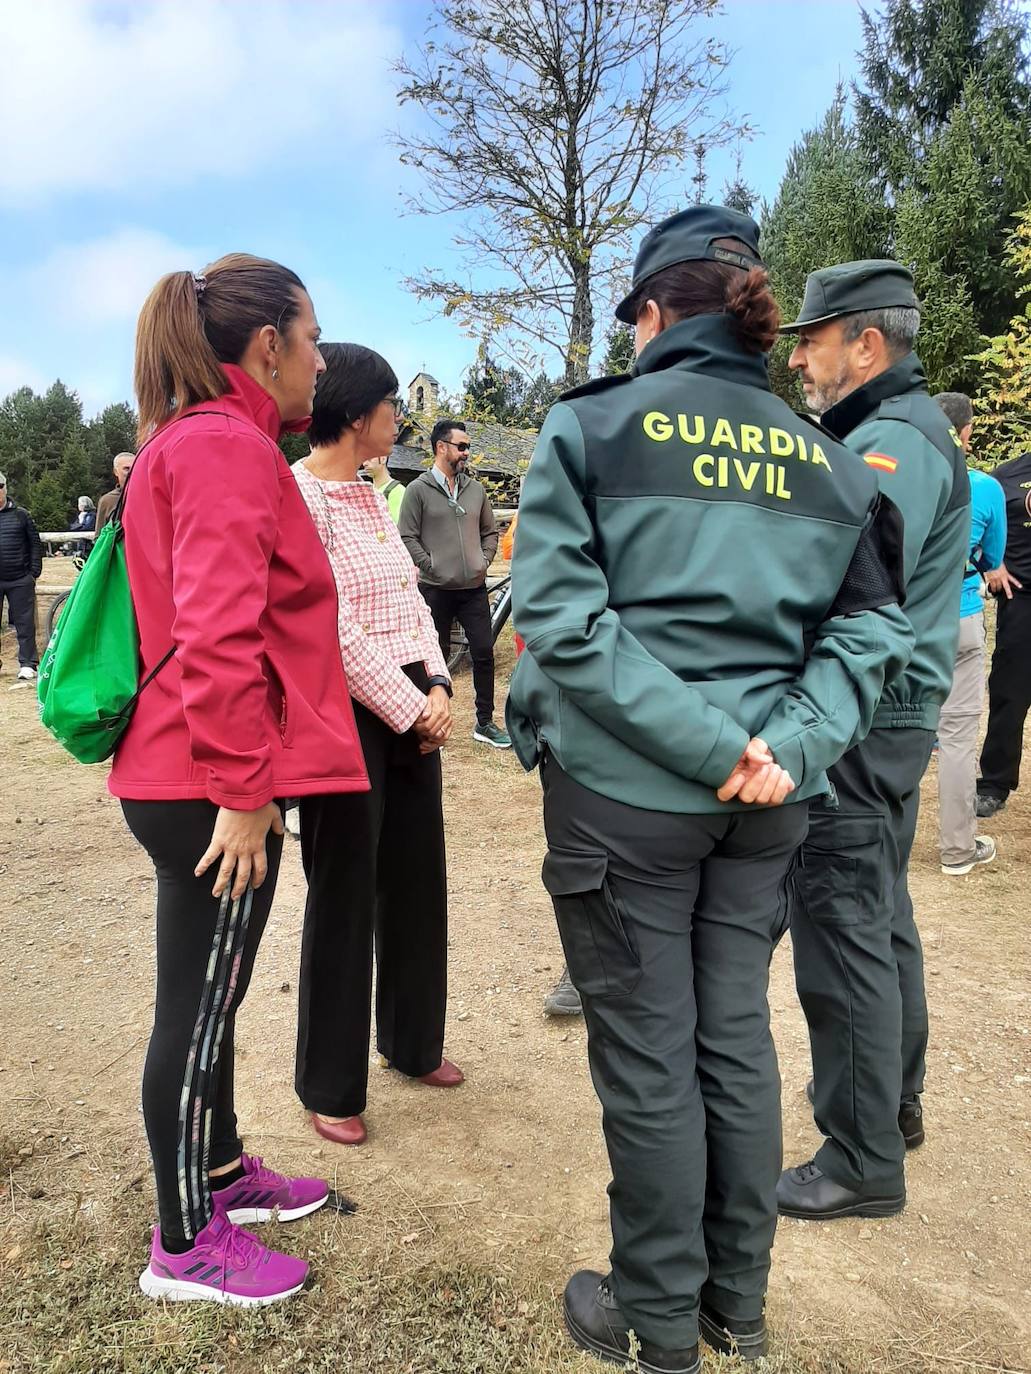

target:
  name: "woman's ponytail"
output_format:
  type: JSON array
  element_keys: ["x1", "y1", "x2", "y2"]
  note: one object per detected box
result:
[
  {"x1": 134, "y1": 271, "x2": 226, "y2": 442},
  {"x1": 724, "y1": 268, "x2": 781, "y2": 355}
]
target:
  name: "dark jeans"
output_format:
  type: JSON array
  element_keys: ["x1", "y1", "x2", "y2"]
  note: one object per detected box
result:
[
  {"x1": 295, "y1": 693, "x2": 448, "y2": 1117},
  {"x1": 791, "y1": 727, "x2": 934, "y2": 1194},
  {"x1": 0, "y1": 576, "x2": 37, "y2": 667},
  {"x1": 541, "y1": 752, "x2": 808, "y2": 1349},
  {"x1": 978, "y1": 593, "x2": 1031, "y2": 801},
  {"x1": 121, "y1": 799, "x2": 284, "y2": 1245},
  {"x1": 421, "y1": 583, "x2": 495, "y2": 726}
]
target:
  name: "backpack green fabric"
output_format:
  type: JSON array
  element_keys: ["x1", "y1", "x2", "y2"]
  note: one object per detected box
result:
[{"x1": 37, "y1": 514, "x2": 172, "y2": 763}]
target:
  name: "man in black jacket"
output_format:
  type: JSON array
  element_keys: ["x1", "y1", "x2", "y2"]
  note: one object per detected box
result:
[{"x1": 0, "y1": 472, "x2": 44, "y2": 681}]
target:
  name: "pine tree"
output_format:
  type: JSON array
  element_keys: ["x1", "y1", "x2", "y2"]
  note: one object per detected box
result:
[
  {"x1": 971, "y1": 205, "x2": 1031, "y2": 469},
  {"x1": 600, "y1": 323, "x2": 636, "y2": 377},
  {"x1": 760, "y1": 91, "x2": 886, "y2": 402}
]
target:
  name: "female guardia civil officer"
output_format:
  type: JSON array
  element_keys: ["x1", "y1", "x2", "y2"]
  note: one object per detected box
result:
[{"x1": 506, "y1": 206, "x2": 914, "y2": 1373}]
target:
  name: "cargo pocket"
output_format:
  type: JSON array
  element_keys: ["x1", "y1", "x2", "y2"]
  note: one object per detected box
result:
[
  {"x1": 798, "y1": 814, "x2": 887, "y2": 927},
  {"x1": 542, "y1": 846, "x2": 642, "y2": 998}
]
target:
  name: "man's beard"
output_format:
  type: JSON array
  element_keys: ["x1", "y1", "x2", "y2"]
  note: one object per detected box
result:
[{"x1": 805, "y1": 363, "x2": 855, "y2": 416}]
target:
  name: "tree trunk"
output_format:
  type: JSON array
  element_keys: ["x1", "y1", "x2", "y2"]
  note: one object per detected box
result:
[{"x1": 564, "y1": 262, "x2": 595, "y2": 389}]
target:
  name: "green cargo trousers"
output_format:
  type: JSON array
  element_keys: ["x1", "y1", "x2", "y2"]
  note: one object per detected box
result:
[
  {"x1": 791, "y1": 727, "x2": 935, "y2": 1194},
  {"x1": 540, "y1": 752, "x2": 809, "y2": 1350}
]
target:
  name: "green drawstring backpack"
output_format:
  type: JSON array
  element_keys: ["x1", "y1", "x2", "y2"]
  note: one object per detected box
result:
[{"x1": 37, "y1": 411, "x2": 223, "y2": 763}]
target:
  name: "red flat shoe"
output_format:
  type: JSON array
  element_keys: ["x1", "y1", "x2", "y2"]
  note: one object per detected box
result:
[
  {"x1": 309, "y1": 1112, "x2": 367, "y2": 1146},
  {"x1": 418, "y1": 1058, "x2": 465, "y2": 1088}
]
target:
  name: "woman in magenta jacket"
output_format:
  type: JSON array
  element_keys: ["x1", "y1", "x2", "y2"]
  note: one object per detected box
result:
[{"x1": 111, "y1": 253, "x2": 368, "y2": 1308}]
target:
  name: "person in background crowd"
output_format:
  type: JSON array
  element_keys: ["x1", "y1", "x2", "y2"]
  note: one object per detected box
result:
[
  {"x1": 292, "y1": 343, "x2": 463, "y2": 1149},
  {"x1": 780, "y1": 261, "x2": 969, "y2": 1221},
  {"x1": 0, "y1": 470, "x2": 43, "y2": 681},
  {"x1": 363, "y1": 453, "x2": 405, "y2": 522},
  {"x1": 399, "y1": 419, "x2": 511, "y2": 748},
  {"x1": 976, "y1": 449, "x2": 1031, "y2": 819},
  {"x1": 96, "y1": 451, "x2": 136, "y2": 533},
  {"x1": 112, "y1": 253, "x2": 367, "y2": 1308},
  {"x1": 509, "y1": 206, "x2": 911, "y2": 1371},
  {"x1": 934, "y1": 392, "x2": 1004, "y2": 875},
  {"x1": 69, "y1": 495, "x2": 96, "y2": 558}
]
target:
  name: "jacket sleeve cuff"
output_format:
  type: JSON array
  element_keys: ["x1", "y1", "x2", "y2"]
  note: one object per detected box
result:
[{"x1": 693, "y1": 720, "x2": 751, "y2": 790}]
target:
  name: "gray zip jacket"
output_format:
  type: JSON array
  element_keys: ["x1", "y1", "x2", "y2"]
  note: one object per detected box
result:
[{"x1": 398, "y1": 469, "x2": 499, "y2": 590}]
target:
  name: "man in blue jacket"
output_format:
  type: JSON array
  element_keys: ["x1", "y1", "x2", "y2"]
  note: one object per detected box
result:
[{"x1": 934, "y1": 392, "x2": 1005, "y2": 876}]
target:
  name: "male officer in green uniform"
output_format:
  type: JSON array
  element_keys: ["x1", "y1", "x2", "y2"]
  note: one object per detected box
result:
[
  {"x1": 777, "y1": 262, "x2": 969, "y2": 1222},
  {"x1": 507, "y1": 208, "x2": 912, "y2": 1373}
]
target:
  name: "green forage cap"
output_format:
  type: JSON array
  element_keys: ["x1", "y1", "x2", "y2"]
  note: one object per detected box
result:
[
  {"x1": 781, "y1": 260, "x2": 920, "y2": 332},
  {"x1": 615, "y1": 205, "x2": 763, "y2": 324}
]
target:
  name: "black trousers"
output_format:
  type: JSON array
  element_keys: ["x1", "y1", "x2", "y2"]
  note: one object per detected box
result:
[
  {"x1": 0, "y1": 576, "x2": 38, "y2": 667},
  {"x1": 421, "y1": 584, "x2": 495, "y2": 726},
  {"x1": 295, "y1": 699, "x2": 448, "y2": 1117},
  {"x1": 790, "y1": 727, "x2": 934, "y2": 1194},
  {"x1": 978, "y1": 593, "x2": 1031, "y2": 801},
  {"x1": 541, "y1": 752, "x2": 808, "y2": 1350},
  {"x1": 121, "y1": 799, "x2": 284, "y2": 1245}
]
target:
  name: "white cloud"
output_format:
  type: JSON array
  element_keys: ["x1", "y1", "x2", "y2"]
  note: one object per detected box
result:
[
  {"x1": 29, "y1": 227, "x2": 211, "y2": 326},
  {"x1": 0, "y1": 1, "x2": 401, "y2": 203}
]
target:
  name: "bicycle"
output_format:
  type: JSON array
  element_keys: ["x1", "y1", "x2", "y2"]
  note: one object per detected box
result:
[
  {"x1": 446, "y1": 573, "x2": 513, "y2": 673},
  {"x1": 44, "y1": 555, "x2": 85, "y2": 644}
]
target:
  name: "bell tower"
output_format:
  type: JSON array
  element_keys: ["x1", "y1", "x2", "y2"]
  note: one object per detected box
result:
[{"x1": 408, "y1": 370, "x2": 440, "y2": 414}]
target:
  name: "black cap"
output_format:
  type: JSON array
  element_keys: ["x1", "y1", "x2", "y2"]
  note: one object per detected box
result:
[
  {"x1": 614, "y1": 205, "x2": 763, "y2": 324},
  {"x1": 781, "y1": 260, "x2": 920, "y2": 332}
]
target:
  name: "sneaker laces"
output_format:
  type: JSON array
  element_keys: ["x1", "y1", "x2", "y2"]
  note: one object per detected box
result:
[
  {"x1": 215, "y1": 1219, "x2": 267, "y2": 1275},
  {"x1": 243, "y1": 1155, "x2": 286, "y2": 1190}
]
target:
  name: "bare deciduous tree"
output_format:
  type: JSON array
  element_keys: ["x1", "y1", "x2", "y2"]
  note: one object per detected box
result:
[{"x1": 396, "y1": 0, "x2": 748, "y2": 387}]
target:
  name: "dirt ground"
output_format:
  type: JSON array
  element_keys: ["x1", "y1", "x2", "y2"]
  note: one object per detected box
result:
[{"x1": 1, "y1": 619, "x2": 1029, "y2": 1374}]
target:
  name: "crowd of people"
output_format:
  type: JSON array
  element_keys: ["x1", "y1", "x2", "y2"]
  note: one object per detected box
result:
[{"x1": 9, "y1": 206, "x2": 1028, "y2": 1369}]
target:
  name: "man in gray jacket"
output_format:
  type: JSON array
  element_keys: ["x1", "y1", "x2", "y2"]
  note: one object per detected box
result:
[{"x1": 399, "y1": 420, "x2": 510, "y2": 747}]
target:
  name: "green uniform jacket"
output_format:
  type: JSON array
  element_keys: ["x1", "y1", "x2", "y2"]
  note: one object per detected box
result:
[
  {"x1": 821, "y1": 355, "x2": 970, "y2": 731},
  {"x1": 506, "y1": 315, "x2": 914, "y2": 814}
]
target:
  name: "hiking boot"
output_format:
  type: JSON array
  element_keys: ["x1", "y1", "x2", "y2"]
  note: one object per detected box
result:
[
  {"x1": 211, "y1": 1153, "x2": 328, "y2": 1225},
  {"x1": 139, "y1": 1210, "x2": 308, "y2": 1306},
  {"x1": 941, "y1": 836, "x2": 997, "y2": 876},
  {"x1": 563, "y1": 1270, "x2": 701, "y2": 1374},
  {"x1": 698, "y1": 1301, "x2": 768, "y2": 1360},
  {"x1": 472, "y1": 721, "x2": 511, "y2": 748},
  {"x1": 544, "y1": 965, "x2": 583, "y2": 1016},
  {"x1": 777, "y1": 1160, "x2": 905, "y2": 1221},
  {"x1": 975, "y1": 793, "x2": 1006, "y2": 819}
]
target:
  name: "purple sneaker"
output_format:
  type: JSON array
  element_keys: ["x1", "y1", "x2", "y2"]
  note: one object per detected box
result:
[
  {"x1": 139, "y1": 1210, "x2": 308, "y2": 1306},
  {"x1": 212, "y1": 1153, "x2": 329, "y2": 1225}
]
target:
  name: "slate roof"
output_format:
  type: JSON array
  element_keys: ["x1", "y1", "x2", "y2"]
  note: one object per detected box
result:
[{"x1": 389, "y1": 416, "x2": 535, "y2": 478}]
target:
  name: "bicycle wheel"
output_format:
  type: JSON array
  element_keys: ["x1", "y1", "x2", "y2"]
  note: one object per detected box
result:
[{"x1": 45, "y1": 590, "x2": 71, "y2": 643}]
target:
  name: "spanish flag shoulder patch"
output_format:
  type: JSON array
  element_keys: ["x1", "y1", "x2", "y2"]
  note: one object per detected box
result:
[{"x1": 864, "y1": 452, "x2": 899, "y2": 473}]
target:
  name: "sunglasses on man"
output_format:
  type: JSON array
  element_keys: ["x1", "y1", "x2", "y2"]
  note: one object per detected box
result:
[{"x1": 444, "y1": 440, "x2": 471, "y2": 453}]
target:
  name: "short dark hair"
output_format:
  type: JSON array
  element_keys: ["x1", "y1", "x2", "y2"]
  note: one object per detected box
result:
[
  {"x1": 309, "y1": 342, "x2": 398, "y2": 447},
  {"x1": 934, "y1": 391, "x2": 973, "y2": 432},
  {"x1": 431, "y1": 418, "x2": 466, "y2": 454}
]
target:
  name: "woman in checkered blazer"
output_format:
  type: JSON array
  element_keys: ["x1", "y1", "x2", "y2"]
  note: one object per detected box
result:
[{"x1": 292, "y1": 343, "x2": 464, "y2": 1148}]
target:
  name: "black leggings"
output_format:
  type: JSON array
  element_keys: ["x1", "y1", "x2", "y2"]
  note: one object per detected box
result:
[{"x1": 122, "y1": 799, "x2": 284, "y2": 1246}]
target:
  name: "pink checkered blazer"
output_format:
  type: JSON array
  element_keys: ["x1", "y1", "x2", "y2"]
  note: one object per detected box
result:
[{"x1": 293, "y1": 464, "x2": 450, "y2": 734}]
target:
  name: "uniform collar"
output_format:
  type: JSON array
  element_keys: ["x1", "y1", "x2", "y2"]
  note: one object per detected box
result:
[
  {"x1": 820, "y1": 353, "x2": 928, "y2": 440},
  {"x1": 632, "y1": 314, "x2": 771, "y2": 391}
]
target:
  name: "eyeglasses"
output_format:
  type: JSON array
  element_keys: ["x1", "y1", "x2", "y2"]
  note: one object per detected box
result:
[
  {"x1": 446, "y1": 440, "x2": 471, "y2": 453},
  {"x1": 383, "y1": 396, "x2": 404, "y2": 419}
]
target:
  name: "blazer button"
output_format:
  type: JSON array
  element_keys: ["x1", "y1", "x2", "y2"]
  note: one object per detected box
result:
[
  {"x1": 362, "y1": 623, "x2": 371, "y2": 632},
  {"x1": 401, "y1": 576, "x2": 409, "y2": 588},
  {"x1": 376, "y1": 530, "x2": 386, "y2": 542},
  {"x1": 411, "y1": 629, "x2": 419, "y2": 639}
]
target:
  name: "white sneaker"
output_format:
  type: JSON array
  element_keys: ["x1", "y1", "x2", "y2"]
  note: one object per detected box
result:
[
  {"x1": 17, "y1": 666, "x2": 36, "y2": 681},
  {"x1": 941, "y1": 836, "x2": 997, "y2": 876}
]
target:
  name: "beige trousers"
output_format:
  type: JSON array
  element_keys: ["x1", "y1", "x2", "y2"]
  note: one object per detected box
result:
[{"x1": 937, "y1": 610, "x2": 986, "y2": 866}]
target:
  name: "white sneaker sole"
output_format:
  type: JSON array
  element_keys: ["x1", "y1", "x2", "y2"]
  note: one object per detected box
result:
[
  {"x1": 941, "y1": 847, "x2": 997, "y2": 876},
  {"x1": 223, "y1": 1193, "x2": 328, "y2": 1225},
  {"x1": 139, "y1": 1267, "x2": 306, "y2": 1306},
  {"x1": 472, "y1": 730, "x2": 511, "y2": 748}
]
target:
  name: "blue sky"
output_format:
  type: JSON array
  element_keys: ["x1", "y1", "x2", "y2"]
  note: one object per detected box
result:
[{"x1": 1, "y1": 0, "x2": 868, "y2": 418}]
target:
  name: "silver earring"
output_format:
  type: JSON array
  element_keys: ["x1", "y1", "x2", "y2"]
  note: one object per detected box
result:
[{"x1": 271, "y1": 368, "x2": 279, "y2": 381}]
